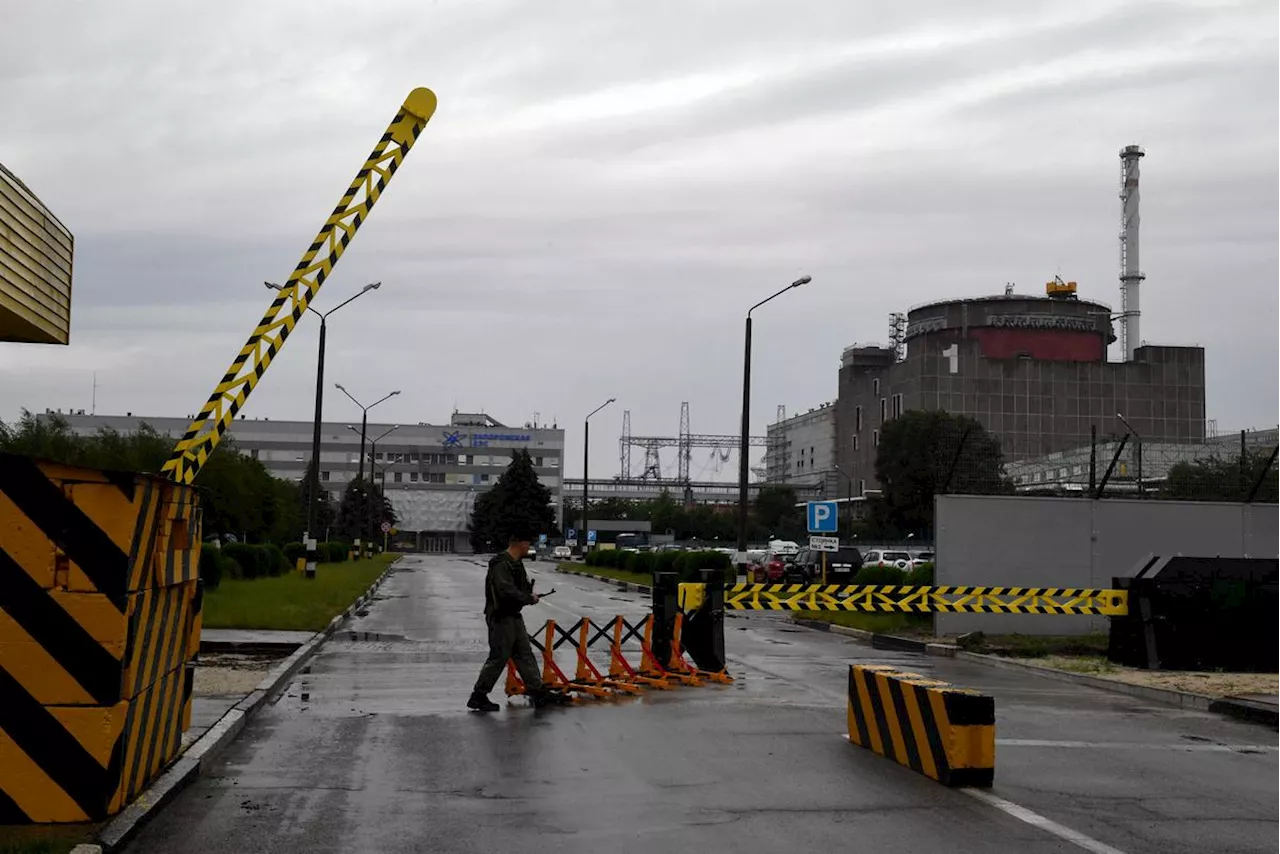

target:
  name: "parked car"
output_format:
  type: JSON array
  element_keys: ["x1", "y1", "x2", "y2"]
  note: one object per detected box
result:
[
  {"x1": 861, "y1": 550, "x2": 912, "y2": 570},
  {"x1": 552, "y1": 545, "x2": 572, "y2": 560},
  {"x1": 527, "y1": 546, "x2": 538, "y2": 561},
  {"x1": 790, "y1": 547, "x2": 863, "y2": 582},
  {"x1": 751, "y1": 551, "x2": 794, "y2": 583},
  {"x1": 910, "y1": 551, "x2": 934, "y2": 568}
]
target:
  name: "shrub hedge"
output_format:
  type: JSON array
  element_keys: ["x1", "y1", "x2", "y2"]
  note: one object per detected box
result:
[
  {"x1": 198, "y1": 539, "x2": 359, "y2": 587},
  {"x1": 852, "y1": 564, "x2": 908, "y2": 585},
  {"x1": 199, "y1": 543, "x2": 228, "y2": 590},
  {"x1": 584, "y1": 548, "x2": 734, "y2": 582},
  {"x1": 906, "y1": 562, "x2": 934, "y2": 586},
  {"x1": 283, "y1": 542, "x2": 306, "y2": 566},
  {"x1": 220, "y1": 543, "x2": 289, "y2": 580}
]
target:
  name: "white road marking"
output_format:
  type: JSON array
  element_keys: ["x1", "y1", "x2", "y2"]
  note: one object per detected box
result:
[
  {"x1": 962, "y1": 788, "x2": 1129, "y2": 854},
  {"x1": 838, "y1": 736, "x2": 1133, "y2": 852},
  {"x1": 996, "y1": 739, "x2": 1277, "y2": 753}
]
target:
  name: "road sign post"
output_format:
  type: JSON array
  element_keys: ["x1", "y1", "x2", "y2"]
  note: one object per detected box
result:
[{"x1": 808, "y1": 535, "x2": 839, "y2": 552}]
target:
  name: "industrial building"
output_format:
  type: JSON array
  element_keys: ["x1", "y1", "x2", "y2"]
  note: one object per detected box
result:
[
  {"x1": 51, "y1": 411, "x2": 565, "y2": 553},
  {"x1": 834, "y1": 289, "x2": 1205, "y2": 499},
  {"x1": 769, "y1": 145, "x2": 1211, "y2": 505},
  {"x1": 764, "y1": 403, "x2": 837, "y2": 492}
]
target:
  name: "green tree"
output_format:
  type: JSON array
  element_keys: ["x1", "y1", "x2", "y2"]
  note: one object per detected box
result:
[
  {"x1": 591, "y1": 496, "x2": 640, "y2": 521},
  {"x1": 468, "y1": 449, "x2": 556, "y2": 552},
  {"x1": 874, "y1": 410, "x2": 1009, "y2": 536},
  {"x1": 753, "y1": 484, "x2": 803, "y2": 540},
  {"x1": 1162, "y1": 449, "x2": 1278, "y2": 502},
  {"x1": 0, "y1": 410, "x2": 303, "y2": 544},
  {"x1": 646, "y1": 489, "x2": 681, "y2": 535},
  {"x1": 300, "y1": 457, "x2": 338, "y2": 538},
  {"x1": 335, "y1": 477, "x2": 397, "y2": 543}
]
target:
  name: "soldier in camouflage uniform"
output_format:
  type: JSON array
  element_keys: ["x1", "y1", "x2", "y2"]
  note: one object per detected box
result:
[{"x1": 467, "y1": 531, "x2": 548, "y2": 711}]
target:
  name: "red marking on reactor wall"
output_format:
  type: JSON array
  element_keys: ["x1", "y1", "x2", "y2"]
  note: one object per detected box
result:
[{"x1": 970, "y1": 329, "x2": 1105, "y2": 362}]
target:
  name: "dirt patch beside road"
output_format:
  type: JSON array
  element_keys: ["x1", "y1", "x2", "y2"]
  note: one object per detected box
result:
[
  {"x1": 194, "y1": 651, "x2": 284, "y2": 696},
  {"x1": 1012, "y1": 655, "x2": 1278, "y2": 699}
]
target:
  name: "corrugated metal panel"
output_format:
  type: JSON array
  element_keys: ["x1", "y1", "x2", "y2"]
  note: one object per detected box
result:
[
  {"x1": 0, "y1": 162, "x2": 73, "y2": 344},
  {"x1": 386, "y1": 489, "x2": 478, "y2": 532}
]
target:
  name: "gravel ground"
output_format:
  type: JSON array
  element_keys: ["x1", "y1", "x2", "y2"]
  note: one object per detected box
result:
[
  {"x1": 194, "y1": 652, "x2": 285, "y2": 696},
  {"x1": 1012, "y1": 655, "x2": 1278, "y2": 698}
]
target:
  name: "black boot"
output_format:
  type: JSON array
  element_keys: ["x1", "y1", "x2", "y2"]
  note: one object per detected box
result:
[{"x1": 467, "y1": 691, "x2": 500, "y2": 712}]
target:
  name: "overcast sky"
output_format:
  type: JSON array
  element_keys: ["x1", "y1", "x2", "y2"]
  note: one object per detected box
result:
[{"x1": 2, "y1": 0, "x2": 1276, "y2": 479}]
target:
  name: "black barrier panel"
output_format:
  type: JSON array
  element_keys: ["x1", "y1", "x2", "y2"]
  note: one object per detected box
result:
[
  {"x1": 1108, "y1": 555, "x2": 1279, "y2": 672},
  {"x1": 682, "y1": 569, "x2": 726, "y2": 674},
  {"x1": 651, "y1": 572, "x2": 678, "y2": 666}
]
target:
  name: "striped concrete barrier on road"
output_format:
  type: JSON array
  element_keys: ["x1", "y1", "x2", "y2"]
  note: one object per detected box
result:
[{"x1": 847, "y1": 664, "x2": 995, "y2": 787}]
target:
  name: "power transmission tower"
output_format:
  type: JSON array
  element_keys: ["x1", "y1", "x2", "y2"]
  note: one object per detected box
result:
[
  {"x1": 619, "y1": 409, "x2": 632, "y2": 478},
  {"x1": 621, "y1": 403, "x2": 774, "y2": 485},
  {"x1": 641, "y1": 443, "x2": 662, "y2": 481},
  {"x1": 678, "y1": 402, "x2": 692, "y2": 485}
]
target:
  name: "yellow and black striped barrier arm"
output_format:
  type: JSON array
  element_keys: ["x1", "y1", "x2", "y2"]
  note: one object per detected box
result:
[
  {"x1": 700, "y1": 583, "x2": 1129, "y2": 615},
  {"x1": 848, "y1": 664, "x2": 994, "y2": 787},
  {"x1": 161, "y1": 87, "x2": 438, "y2": 484}
]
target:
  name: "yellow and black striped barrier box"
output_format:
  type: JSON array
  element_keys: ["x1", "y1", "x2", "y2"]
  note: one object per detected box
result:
[
  {"x1": 0, "y1": 453, "x2": 202, "y2": 823},
  {"x1": 847, "y1": 664, "x2": 994, "y2": 787}
]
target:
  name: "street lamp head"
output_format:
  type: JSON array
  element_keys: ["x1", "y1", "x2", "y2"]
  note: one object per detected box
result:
[
  {"x1": 792, "y1": 275, "x2": 812, "y2": 288},
  {"x1": 390, "y1": 390, "x2": 401, "y2": 396},
  {"x1": 363, "y1": 282, "x2": 382, "y2": 292},
  {"x1": 335, "y1": 383, "x2": 346, "y2": 391},
  {"x1": 264, "y1": 281, "x2": 283, "y2": 291}
]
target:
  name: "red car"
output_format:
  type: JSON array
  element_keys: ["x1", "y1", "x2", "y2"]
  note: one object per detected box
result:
[{"x1": 752, "y1": 554, "x2": 792, "y2": 583}]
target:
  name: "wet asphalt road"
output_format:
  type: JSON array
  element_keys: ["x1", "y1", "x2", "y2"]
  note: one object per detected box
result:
[{"x1": 128, "y1": 555, "x2": 1278, "y2": 854}]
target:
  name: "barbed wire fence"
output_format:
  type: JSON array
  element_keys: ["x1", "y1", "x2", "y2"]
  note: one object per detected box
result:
[{"x1": 996, "y1": 426, "x2": 1279, "y2": 502}]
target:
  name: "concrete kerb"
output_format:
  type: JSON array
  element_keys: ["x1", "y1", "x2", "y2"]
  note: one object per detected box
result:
[
  {"x1": 950, "y1": 649, "x2": 1246, "y2": 717},
  {"x1": 553, "y1": 564, "x2": 651, "y2": 595},
  {"x1": 1208, "y1": 696, "x2": 1280, "y2": 728},
  {"x1": 96, "y1": 556, "x2": 402, "y2": 852},
  {"x1": 789, "y1": 617, "x2": 1275, "y2": 727}
]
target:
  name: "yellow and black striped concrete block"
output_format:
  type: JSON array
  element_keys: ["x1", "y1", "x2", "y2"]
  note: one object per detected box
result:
[
  {"x1": 0, "y1": 665, "x2": 189, "y2": 823},
  {"x1": 0, "y1": 453, "x2": 204, "y2": 823},
  {"x1": 847, "y1": 664, "x2": 995, "y2": 787}
]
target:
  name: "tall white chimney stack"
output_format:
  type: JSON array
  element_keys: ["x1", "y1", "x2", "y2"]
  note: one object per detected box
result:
[{"x1": 1119, "y1": 145, "x2": 1145, "y2": 361}]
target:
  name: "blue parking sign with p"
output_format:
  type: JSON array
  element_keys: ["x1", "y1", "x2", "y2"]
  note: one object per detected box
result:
[{"x1": 807, "y1": 500, "x2": 838, "y2": 533}]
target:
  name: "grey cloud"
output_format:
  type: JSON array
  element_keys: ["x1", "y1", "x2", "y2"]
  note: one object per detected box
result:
[{"x1": 1, "y1": 0, "x2": 1275, "y2": 472}]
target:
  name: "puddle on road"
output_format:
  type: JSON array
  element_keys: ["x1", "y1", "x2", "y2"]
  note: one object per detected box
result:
[{"x1": 345, "y1": 630, "x2": 407, "y2": 642}]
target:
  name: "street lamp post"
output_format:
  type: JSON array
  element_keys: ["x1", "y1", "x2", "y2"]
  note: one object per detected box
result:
[
  {"x1": 265, "y1": 280, "x2": 381, "y2": 579},
  {"x1": 1116, "y1": 412, "x2": 1143, "y2": 497},
  {"x1": 348, "y1": 423, "x2": 399, "y2": 551},
  {"x1": 737, "y1": 276, "x2": 810, "y2": 565},
  {"x1": 336, "y1": 385, "x2": 400, "y2": 557},
  {"x1": 583, "y1": 398, "x2": 616, "y2": 555}
]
